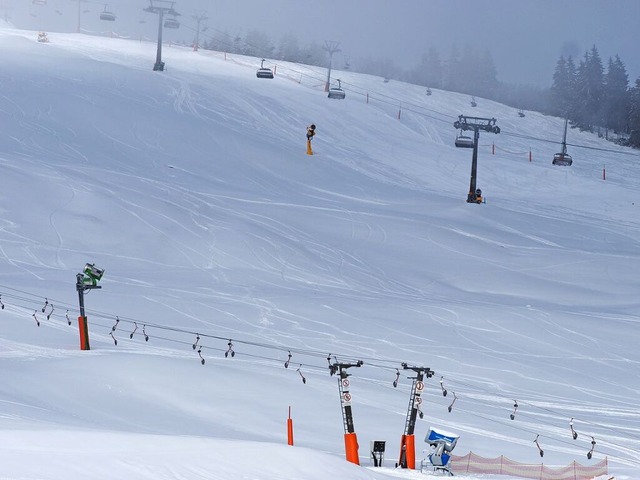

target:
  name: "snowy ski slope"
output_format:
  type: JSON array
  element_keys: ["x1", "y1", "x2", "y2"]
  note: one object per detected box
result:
[{"x1": 1, "y1": 25, "x2": 639, "y2": 479}]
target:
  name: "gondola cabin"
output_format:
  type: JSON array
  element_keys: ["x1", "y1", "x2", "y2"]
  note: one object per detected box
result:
[
  {"x1": 328, "y1": 79, "x2": 346, "y2": 99},
  {"x1": 552, "y1": 153, "x2": 573, "y2": 166},
  {"x1": 164, "y1": 16, "x2": 180, "y2": 28},
  {"x1": 455, "y1": 131, "x2": 474, "y2": 148},
  {"x1": 100, "y1": 6, "x2": 116, "y2": 21},
  {"x1": 256, "y1": 59, "x2": 274, "y2": 79}
]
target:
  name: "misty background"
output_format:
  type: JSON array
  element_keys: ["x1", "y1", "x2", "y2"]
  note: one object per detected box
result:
[{"x1": 3, "y1": 0, "x2": 640, "y2": 88}]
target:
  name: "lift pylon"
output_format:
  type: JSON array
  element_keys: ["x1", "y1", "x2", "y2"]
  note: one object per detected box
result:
[
  {"x1": 396, "y1": 364, "x2": 434, "y2": 469},
  {"x1": 143, "y1": 0, "x2": 180, "y2": 71},
  {"x1": 330, "y1": 360, "x2": 363, "y2": 464},
  {"x1": 453, "y1": 115, "x2": 500, "y2": 203}
]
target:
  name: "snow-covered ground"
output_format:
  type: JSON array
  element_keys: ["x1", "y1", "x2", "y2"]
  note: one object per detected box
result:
[{"x1": 1, "y1": 23, "x2": 639, "y2": 479}]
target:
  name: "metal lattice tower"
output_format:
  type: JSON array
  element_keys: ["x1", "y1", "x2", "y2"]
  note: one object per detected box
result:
[
  {"x1": 397, "y1": 364, "x2": 433, "y2": 468},
  {"x1": 330, "y1": 361, "x2": 362, "y2": 433}
]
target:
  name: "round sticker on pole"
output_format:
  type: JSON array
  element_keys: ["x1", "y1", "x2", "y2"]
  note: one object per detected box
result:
[
  {"x1": 342, "y1": 378, "x2": 350, "y2": 388},
  {"x1": 343, "y1": 392, "x2": 352, "y2": 404},
  {"x1": 416, "y1": 381, "x2": 424, "y2": 392}
]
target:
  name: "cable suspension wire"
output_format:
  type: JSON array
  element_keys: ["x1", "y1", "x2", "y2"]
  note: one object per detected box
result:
[
  {"x1": 440, "y1": 374, "x2": 640, "y2": 457},
  {"x1": 3, "y1": 284, "x2": 640, "y2": 466},
  {"x1": 163, "y1": 18, "x2": 640, "y2": 161}
]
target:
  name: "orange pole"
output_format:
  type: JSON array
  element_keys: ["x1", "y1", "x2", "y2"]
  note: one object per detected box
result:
[
  {"x1": 398, "y1": 434, "x2": 407, "y2": 467},
  {"x1": 405, "y1": 434, "x2": 416, "y2": 469},
  {"x1": 78, "y1": 316, "x2": 90, "y2": 350},
  {"x1": 397, "y1": 434, "x2": 416, "y2": 469},
  {"x1": 287, "y1": 406, "x2": 294, "y2": 446},
  {"x1": 344, "y1": 432, "x2": 360, "y2": 465}
]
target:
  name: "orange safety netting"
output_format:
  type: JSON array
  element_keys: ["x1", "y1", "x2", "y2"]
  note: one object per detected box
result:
[{"x1": 448, "y1": 452, "x2": 608, "y2": 480}]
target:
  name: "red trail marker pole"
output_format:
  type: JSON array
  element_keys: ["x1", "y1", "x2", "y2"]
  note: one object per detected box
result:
[{"x1": 287, "y1": 406, "x2": 294, "y2": 446}]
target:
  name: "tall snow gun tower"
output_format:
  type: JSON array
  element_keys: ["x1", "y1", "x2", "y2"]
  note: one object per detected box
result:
[{"x1": 75, "y1": 263, "x2": 104, "y2": 350}]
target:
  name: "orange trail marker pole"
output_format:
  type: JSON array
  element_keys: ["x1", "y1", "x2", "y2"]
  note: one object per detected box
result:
[{"x1": 287, "y1": 406, "x2": 294, "y2": 446}]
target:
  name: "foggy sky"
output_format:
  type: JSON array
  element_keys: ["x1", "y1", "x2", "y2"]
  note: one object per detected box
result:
[{"x1": 4, "y1": 0, "x2": 640, "y2": 87}]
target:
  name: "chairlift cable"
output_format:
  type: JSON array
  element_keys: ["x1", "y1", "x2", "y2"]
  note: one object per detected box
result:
[{"x1": 4, "y1": 285, "x2": 640, "y2": 464}]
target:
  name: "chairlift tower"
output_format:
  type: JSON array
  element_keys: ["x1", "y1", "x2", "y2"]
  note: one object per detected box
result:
[
  {"x1": 552, "y1": 117, "x2": 573, "y2": 166},
  {"x1": 453, "y1": 115, "x2": 500, "y2": 203},
  {"x1": 397, "y1": 364, "x2": 434, "y2": 469},
  {"x1": 144, "y1": 0, "x2": 180, "y2": 71},
  {"x1": 74, "y1": 0, "x2": 88, "y2": 33},
  {"x1": 330, "y1": 360, "x2": 363, "y2": 465},
  {"x1": 323, "y1": 41, "x2": 341, "y2": 93},
  {"x1": 191, "y1": 10, "x2": 207, "y2": 51}
]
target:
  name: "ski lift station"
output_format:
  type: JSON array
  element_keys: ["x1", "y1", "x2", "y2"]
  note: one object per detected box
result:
[
  {"x1": 256, "y1": 59, "x2": 274, "y2": 79},
  {"x1": 328, "y1": 79, "x2": 345, "y2": 99}
]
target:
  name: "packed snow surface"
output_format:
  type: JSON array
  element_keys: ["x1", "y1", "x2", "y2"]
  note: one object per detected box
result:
[{"x1": 1, "y1": 25, "x2": 639, "y2": 479}]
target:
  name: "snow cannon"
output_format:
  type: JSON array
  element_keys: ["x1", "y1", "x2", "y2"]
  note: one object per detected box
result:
[{"x1": 423, "y1": 427, "x2": 459, "y2": 475}]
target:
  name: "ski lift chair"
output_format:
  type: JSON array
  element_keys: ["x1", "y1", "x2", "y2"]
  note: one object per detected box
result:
[
  {"x1": 421, "y1": 428, "x2": 459, "y2": 476},
  {"x1": 100, "y1": 6, "x2": 116, "y2": 21},
  {"x1": 328, "y1": 79, "x2": 346, "y2": 99},
  {"x1": 455, "y1": 130, "x2": 474, "y2": 148},
  {"x1": 426, "y1": 87, "x2": 432, "y2": 96},
  {"x1": 164, "y1": 16, "x2": 180, "y2": 29},
  {"x1": 552, "y1": 152, "x2": 573, "y2": 166},
  {"x1": 518, "y1": 109, "x2": 525, "y2": 118},
  {"x1": 471, "y1": 96, "x2": 477, "y2": 107},
  {"x1": 256, "y1": 59, "x2": 274, "y2": 79}
]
